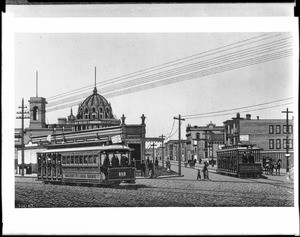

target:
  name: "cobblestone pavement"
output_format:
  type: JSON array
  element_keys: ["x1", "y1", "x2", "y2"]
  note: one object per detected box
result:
[{"x1": 15, "y1": 173, "x2": 294, "y2": 207}]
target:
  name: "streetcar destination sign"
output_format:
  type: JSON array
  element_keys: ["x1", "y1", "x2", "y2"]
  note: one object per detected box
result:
[{"x1": 63, "y1": 173, "x2": 100, "y2": 179}]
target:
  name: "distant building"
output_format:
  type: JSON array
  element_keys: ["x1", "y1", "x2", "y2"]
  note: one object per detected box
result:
[
  {"x1": 223, "y1": 113, "x2": 294, "y2": 168},
  {"x1": 185, "y1": 122, "x2": 225, "y2": 162},
  {"x1": 164, "y1": 139, "x2": 187, "y2": 161}
]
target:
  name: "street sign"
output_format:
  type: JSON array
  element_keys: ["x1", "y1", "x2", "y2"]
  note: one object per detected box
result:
[
  {"x1": 111, "y1": 135, "x2": 122, "y2": 144},
  {"x1": 240, "y1": 135, "x2": 250, "y2": 142}
]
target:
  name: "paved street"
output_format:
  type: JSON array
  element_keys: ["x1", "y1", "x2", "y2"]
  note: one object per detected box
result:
[{"x1": 15, "y1": 165, "x2": 294, "y2": 207}]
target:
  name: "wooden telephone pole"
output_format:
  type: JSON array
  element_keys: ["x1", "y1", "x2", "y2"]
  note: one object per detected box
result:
[
  {"x1": 174, "y1": 115, "x2": 185, "y2": 176},
  {"x1": 16, "y1": 98, "x2": 30, "y2": 176},
  {"x1": 160, "y1": 135, "x2": 166, "y2": 168},
  {"x1": 150, "y1": 143, "x2": 157, "y2": 164},
  {"x1": 282, "y1": 108, "x2": 293, "y2": 172}
]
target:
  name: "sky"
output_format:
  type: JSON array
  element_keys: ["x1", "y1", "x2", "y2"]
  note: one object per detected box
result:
[{"x1": 14, "y1": 32, "x2": 297, "y2": 139}]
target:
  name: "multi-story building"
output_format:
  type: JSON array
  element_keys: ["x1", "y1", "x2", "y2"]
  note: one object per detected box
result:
[
  {"x1": 164, "y1": 139, "x2": 187, "y2": 161},
  {"x1": 223, "y1": 113, "x2": 294, "y2": 168},
  {"x1": 185, "y1": 122, "x2": 225, "y2": 162}
]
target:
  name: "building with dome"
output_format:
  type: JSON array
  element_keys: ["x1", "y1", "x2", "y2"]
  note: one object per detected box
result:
[{"x1": 15, "y1": 83, "x2": 147, "y2": 175}]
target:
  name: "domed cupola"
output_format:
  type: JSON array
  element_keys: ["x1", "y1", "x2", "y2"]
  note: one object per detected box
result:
[{"x1": 76, "y1": 85, "x2": 114, "y2": 120}]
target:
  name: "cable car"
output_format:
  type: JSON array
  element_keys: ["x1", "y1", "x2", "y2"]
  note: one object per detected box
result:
[{"x1": 37, "y1": 145, "x2": 136, "y2": 186}]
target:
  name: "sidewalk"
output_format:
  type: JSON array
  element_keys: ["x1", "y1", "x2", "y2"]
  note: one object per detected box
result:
[
  {"x1": 167, "y1": 160, "x2": 292, "y2": 183},
  {"x1": 15, "y1": 173, "x2": 37, "y2": 178}
]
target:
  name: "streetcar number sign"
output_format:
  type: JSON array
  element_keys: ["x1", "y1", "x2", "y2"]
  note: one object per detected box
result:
[{"x1": 119, "y1": 172, "x2": 126, "y2": 177}]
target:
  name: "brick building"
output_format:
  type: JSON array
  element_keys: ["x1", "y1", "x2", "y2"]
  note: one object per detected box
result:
[{"x1": 224, "y1": 113, "x2": 294, "y2": 168}]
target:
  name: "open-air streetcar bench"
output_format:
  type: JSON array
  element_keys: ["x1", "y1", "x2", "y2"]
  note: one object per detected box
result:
[
  {"x1": 37, "y1": 145, "x2": 136, "y2": 186},
  {"x1": 216, "y1": 146, "x2": 263, "y2": 179}
]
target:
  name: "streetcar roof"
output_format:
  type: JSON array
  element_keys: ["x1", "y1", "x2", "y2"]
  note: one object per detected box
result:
[{"x1": 38, "y1": 145, "x2": 133, "y2": 154}]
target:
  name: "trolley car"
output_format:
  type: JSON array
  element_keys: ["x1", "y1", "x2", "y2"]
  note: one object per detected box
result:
[
  {"x1": 216, "y1": 146, "x2": 262, "y2": 178},
  {"x1": 37, "y1": 145, "x2": 136, "y2": 186}
]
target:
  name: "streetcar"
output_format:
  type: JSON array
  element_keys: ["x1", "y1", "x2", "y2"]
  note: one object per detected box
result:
[
  {"x1": 216, "y1": 145, "x2": 263, "y2": 178},
  {"x1": 37, "y1": 145, "x2": 136, "y2": 186}
]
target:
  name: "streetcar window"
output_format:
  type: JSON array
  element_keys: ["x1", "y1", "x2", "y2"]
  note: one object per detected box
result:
[
  {"x1": 84, "y1": 156, "x2": 88, "y2": 164},
  {"x1": 79, "y1": 156, "x2": 83, "y2": 164},
  {"x1": 71, "y1": 156, "x2": 75, "y2": 164},
  {"x1": 62, "y1": 156, "x2": 66, "y2": 164},
  {"x1": 75, "y1": 155, "x2": 79, "y2": 164},
  {"x1": 93, "y1": 155, "x2": 97, "y2": 164}
]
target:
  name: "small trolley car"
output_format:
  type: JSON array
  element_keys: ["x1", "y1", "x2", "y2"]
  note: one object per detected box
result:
[
  {"x1": 216, "y1": 145, "x2": 262, "y2": 178},
  {"x1": 37, "y1": 145, "x2": 136, "y2": 186}
]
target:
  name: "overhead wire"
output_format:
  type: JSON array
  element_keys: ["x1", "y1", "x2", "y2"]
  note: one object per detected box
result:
[
  {"x1": 182, "y1": 97, "x2": 294, "y2": 118},
  {"x1": 183, "y1": 102, "x2": 294, "y2": 120},
  {"x1": 46, "y1": 49, "x2": 292, "y2": 112},
  {"x1": 46, "y1": 45, "x2": 292, "y2": 110},
  {"x1": 47, "y1": 33, "x2": 277, "y2": 101},
  {"x1": 46, "y1": 33, "x2": 289, "y2": 102}
]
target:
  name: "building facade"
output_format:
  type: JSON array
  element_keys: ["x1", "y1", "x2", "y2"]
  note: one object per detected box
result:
[
  {"x1": 185, "y1": 122, "x2": 225, "y2": 163},
  {"x1": 164, "y1": 140, "x2": 187, "y2": 161},
  {"x1": 15, "y1": 85, "x2": 147, "y2": 174},
  {"x1": 224, "y1": 113, "x2": 294, "y2": 168}
]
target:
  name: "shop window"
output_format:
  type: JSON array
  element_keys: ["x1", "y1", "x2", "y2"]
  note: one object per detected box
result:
[
  {"x1": 269, "y1": 125, "x2": 274, "y2": 134},
  {"x1": 269, "y1": 139, "x2": 274, "y2": 149}
]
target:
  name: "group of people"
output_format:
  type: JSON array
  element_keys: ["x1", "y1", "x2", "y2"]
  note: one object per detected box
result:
[
  {"x1": 197, "y1": 160, "x2": 210, "y2": 180},
  {"x1": 101, "y1": 154, "x2": 136, "y2": 179},
  {"x1": 262, "y1": 157, "x2": 282, "y2": 175},
  {"x1": 140, "y1": 157, "x2": 160, "y2": 178},
  {"x1": 241, "y1": 151, "x2": 255, "y2": 164}
]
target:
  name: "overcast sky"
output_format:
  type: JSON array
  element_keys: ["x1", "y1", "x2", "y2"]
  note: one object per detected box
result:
[{"x1": 14, "y1": 32, "x2": 296, "y2": 139}]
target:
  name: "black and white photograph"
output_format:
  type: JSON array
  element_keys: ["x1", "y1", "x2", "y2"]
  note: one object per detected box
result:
[{"x1": 2, "y1": 2, "x2": 299, "y2": 236}]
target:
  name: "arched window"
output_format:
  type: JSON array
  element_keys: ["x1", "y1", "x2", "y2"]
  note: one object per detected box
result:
[
  {"x1": 33, "y1": 106, "x2": 39, "y2": 120},
  {"x1": 84, "y1": 107, "x2": 89, "y2": 119},
  {"x1": 99, "y1": 107, "x2": 103, "y2": 113},
  {"x1": 92, "y1": 107, "x2": 97, "y2": 119}
]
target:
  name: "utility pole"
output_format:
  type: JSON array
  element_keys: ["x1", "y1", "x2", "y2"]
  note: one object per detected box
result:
[
  {"x1": 160, "y1": 135, "x2": 166, "y2": 168},
  {"x1": 174, "y1": 115, "x2": 185, "y2": 176},
  {"x1": 150, "y1": 143, "x2": 157, "y2": 164},
  {"x1": 282, "y1": 108, "x2": 293, "y2": 172},
  {"x1": 16, "y1": 98, "x2": 30, "y2": 176}
]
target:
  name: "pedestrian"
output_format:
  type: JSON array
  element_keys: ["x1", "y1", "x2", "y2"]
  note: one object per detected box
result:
[
  {"x1": 211, "y1": 157, "x2": 215, "y2": 167},
  {"x1": 140, "y1": 160, "x2": 146, "y2": 177},
  {"x1": 276, "y1": 158, "x2": 282, "y2": 175},
  {"x1": 269, "y1": 158, "x2": 274, "y2": 175},
  {"x1": 155, "y1": 158, "x2": 159, "y2": 169},
  {"x1": 196, "y1": 169, "x2": 201, "y2": 180},
  {"x1": 202, "y1": 160, "x2": 209, "y2": 179},
  {"x1": 166, "y1": 158, "x2": 171, "y2": 172},
  {"x1": 148, "y1": 160, "x2": 154, "y2": 177}
]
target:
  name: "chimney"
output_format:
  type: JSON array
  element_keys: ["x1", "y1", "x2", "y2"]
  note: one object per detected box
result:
[
  {"x1": 257, "y1": 116, "x2": 259, "y2": 120},
  {"x1": 246, "y1": 114, "x2": 251, "y2": 120}
]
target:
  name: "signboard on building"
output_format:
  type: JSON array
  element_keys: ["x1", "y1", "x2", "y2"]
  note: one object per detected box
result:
[
  {"x1": 111, "y1": 135, "x2": 122, "y2": 144},
  {"x1": 240, "y1": 135, "x2": 250, "y2": 142}
]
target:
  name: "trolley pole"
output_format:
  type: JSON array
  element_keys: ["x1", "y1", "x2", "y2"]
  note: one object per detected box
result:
[
  {"x1": 174, "y1": 114, "x2": 185, "y2": 176},
  {"x1": 16, "y1": 98, "x2": 30, "y2": 176},
  {"x1": 160, "y1": 135, "x2": 166, "y2": 168},
  {"x1": 282, "y1": 108, "x2": 293, "y2": 172}
]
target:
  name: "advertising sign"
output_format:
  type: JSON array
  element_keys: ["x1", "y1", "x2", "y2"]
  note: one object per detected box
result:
[
  {"x1": 111, "y1": 135, "x2": 122, "y2": 144},
  {"x1": 239, "y1": 134, "x2": 250, "y2": 142}
]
